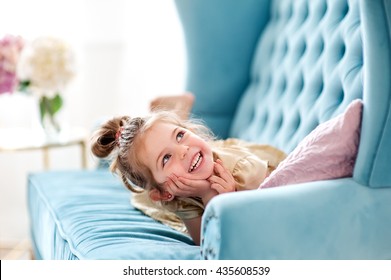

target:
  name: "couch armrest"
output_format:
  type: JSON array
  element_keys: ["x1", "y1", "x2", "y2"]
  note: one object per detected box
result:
[{"x1": 201, "y1": 178, "x2": 391, "y2": 259}]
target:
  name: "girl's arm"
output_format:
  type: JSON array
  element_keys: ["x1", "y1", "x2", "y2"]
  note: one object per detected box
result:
[
  {"x1": 150, "y1": 92, "x2": 194, "y2": 120},
  {"x1": 183, "y1": 216, "x2": 202, "y2": 245},
  {"x1": 167, "y1": 160, "x2": 236, "y2": 245}
]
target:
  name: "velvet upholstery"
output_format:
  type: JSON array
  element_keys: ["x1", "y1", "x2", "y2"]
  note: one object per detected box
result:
[
  {"x1": 27, "y1": 0, "x2": 391, "y2": 259},
  {"x1": 176, "y1": 0, "x2": 391, "y2": 259},
  {"x1": 28, "y1": 170, "x2": 199, "y2": 259},
  {"x1": 175, "y1": 0, "x2": 272, "y2": 138},
  {"x1": 202, "y1": 179, "x2": 391, "y2": 259}
]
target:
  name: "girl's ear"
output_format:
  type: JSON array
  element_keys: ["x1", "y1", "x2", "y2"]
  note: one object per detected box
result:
[{"x1": 149, "y1": 189, "x2": 174, "y2": 202}]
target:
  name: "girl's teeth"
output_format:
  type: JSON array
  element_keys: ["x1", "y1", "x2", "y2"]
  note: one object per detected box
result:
[{"x1": 189, "y1": 153, "x2": 202, "y2": 172}]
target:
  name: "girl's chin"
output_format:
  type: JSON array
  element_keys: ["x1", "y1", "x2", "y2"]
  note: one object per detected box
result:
[{"x1": 187, "y1": 168, "x2": 213, "y2": 180}]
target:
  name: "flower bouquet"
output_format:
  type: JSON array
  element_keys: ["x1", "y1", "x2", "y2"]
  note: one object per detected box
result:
[
  {"x1": 18, "y1": 36, "x2": 75, "y2": 134},
  {"x1": 0, "y1": 35, "x2": 24, "y2": 94}
]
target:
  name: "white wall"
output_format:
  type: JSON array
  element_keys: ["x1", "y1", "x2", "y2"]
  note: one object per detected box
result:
[{"x1": 0, "y1": 0, "x2": 186, "y2": 242}]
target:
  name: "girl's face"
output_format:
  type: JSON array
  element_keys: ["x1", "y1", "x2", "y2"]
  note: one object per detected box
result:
[{"x1": 138, "y1": 121, "x2": 214, "y2": 185}]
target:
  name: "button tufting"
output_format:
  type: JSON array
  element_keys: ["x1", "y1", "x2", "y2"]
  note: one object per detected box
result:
[
  {"x1": 235, "y1": 0, "x2": 363, "y2": 152},
  {"x1": 337, "y1": 89, "x2": 345, "y2": 104},
  {"x1": 339, "y1": 43, "x2": 346, "y2": 60},
  {"x1": 317, "y1": 80, "x2": 324, "y2": 97},
  {"x1": 293, "y1": 112, "x2": 301, "y2": 130},
  {"x1": 318, "y1": 0, "x2": 327, "y2": 20},
  {"x1": 280, "y1": 76, "x2": 287, "y2": 94},
  {"x1": 341, "y1": 1, "x2": 349, "y2": 18},
  {"x1": 297, "y1": 1, "x2": 309, "y2": 24},
  {"x1": 285, "y1": 2, "x2": 293, "y2": 22},
  {"x1": 282, "y1": 39, "x2": 288, "y2": 56},
  {"x1": 318, "y1": 36, "x2": 325, "y2": 55},
  {"x1": 294, "y1": 38, "x2": 307, "y2": 60},
  {"x1": 296, "y1": 72, "x2": 305, "y2": 93},
  {"x1": 259, "y1": 111, "x2": 269, "y2": 127}
]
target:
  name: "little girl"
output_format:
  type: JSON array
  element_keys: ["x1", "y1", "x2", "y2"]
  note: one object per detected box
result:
[{"x1": 91, "y1": 95, "x2": 286, "y2": 245}]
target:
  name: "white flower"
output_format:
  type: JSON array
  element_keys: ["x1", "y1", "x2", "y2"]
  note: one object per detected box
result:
[{"x1": 18, "y1": 36, "x2": 75, "y2": 98}]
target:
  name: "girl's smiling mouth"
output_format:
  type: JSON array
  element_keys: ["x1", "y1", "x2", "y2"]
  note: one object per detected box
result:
[{"x1": 189, "y1": 152, "x2": 203, "y2": 173}]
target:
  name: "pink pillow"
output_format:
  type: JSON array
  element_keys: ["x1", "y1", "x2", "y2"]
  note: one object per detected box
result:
[{"x1": 259, "y1": 99, "x2": 363, "y2": 189}]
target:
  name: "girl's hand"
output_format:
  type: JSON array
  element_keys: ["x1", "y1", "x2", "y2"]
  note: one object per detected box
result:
[
  {"x1": 165, "y1": 174, "x2": 212, "y2": 198},
  {"x1": 208, "y1": 159, "x2": 237, "y2": 194}
]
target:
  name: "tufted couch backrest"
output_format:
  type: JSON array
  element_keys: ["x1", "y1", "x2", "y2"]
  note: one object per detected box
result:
[
  {"x1": 230, "y1": 0, "x2": 363, "y2": 151},
  {"x1": 230, "y1": 0, "x2": 391, "y2": 188},
  {"x1": 176, "y1": 0, "x2": 391, "y2": 188}
]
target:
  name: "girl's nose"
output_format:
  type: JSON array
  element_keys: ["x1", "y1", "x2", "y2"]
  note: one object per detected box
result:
[{"x1": 178, "y1": 145, "x2": 189, "y2": 159}]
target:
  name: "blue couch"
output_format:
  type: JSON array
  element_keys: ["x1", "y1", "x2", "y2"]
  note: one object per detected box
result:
[{"x1": 28, "y1": 0, "x2": 391, "y2": 259}]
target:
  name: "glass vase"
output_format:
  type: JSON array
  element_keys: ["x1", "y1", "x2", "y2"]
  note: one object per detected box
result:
[{"x1": 38, "y1": 94, "x2": 64, "y2": 139}]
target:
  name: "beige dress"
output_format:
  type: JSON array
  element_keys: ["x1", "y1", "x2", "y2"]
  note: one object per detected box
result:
[{"x1": 131, "y1": 138, "x2": 286, "y2": 233}]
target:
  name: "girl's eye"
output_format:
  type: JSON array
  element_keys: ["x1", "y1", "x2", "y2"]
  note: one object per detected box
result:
[
  {"x1": 176, "y1": 131, "x2": 185, "y2": 142},
  {"x1": 162, "y1": 154, "x2": 171, "y2": 167}
]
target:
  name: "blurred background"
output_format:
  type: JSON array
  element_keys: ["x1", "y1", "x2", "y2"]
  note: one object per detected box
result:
[{"x1": 0, "y1": 0, "x2": 186, "y2": 255}]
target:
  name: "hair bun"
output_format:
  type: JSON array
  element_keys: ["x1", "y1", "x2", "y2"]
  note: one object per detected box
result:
[{"x1": 91, "y1": 116, "x2": 127, "y2": 158}]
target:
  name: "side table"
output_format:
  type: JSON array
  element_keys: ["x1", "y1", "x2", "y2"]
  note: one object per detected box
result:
[
  {"x1": 0, "y1": 126, "x2": 88, "y2": 169},
  {"x1": 0, "y1": 126, "x2": 89, "y2": 259}
]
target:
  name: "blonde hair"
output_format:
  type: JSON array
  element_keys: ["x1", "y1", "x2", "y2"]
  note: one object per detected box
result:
[{"x1": 91, "y1": 111, "x2": 214, "y2": 193}]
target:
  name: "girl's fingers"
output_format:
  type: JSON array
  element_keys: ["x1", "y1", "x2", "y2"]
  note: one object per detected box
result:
[
  {"x1": 211, "y1": 160, "x2": 237, "y2": 193},
  {"x1": 178, "y1": 176, "x2": 212, "y2": 197},
  {"x1": 177, "y1": 176, "x2": 196, "y2": 187},
  {"x1": 178, "y1": 176, "x2": 208, "y2": 188},
  {"x1": 166, "y1": 176, "x2": 192, "y2": 196},
  {"x1": 169, "y1": 174, "x2": 210, "y2": 197},
  {"x1": 171, "y1": 175, "x2": 195, "y2": 193},
  {"x1": 214, "y1": 160, "x2": 230, "y2": 177},
  {"x1": 208, "y1": 175, "x2": 226, "y2": 187},
  {"x1": 166, "y1": 173, "x2": 216, "y2": 198},
  {"x1": 210, "y1": 183, "x2": 221, "y2": 192},
  {"x1": 210, "y1": 183, "x2": 229, "y2": 194},
  {"x1": 169, "y1": 174, "x2": 185, "y2": 189},
  {"x1": 215, "y1": 160, "x2": 235, "y2": 182},
  {"x1": 165, "y1": 178, "x2": 180, "y2": 195}
]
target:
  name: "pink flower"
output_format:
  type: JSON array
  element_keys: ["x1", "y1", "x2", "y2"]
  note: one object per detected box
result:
[{"x1": 0, "y1": 35, "x2": 24, "y2": 94}]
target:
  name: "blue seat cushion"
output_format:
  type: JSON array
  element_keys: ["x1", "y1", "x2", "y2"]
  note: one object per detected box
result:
[{"x1": 28, "y1": 170, "x2": 200, "y2": 260}]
